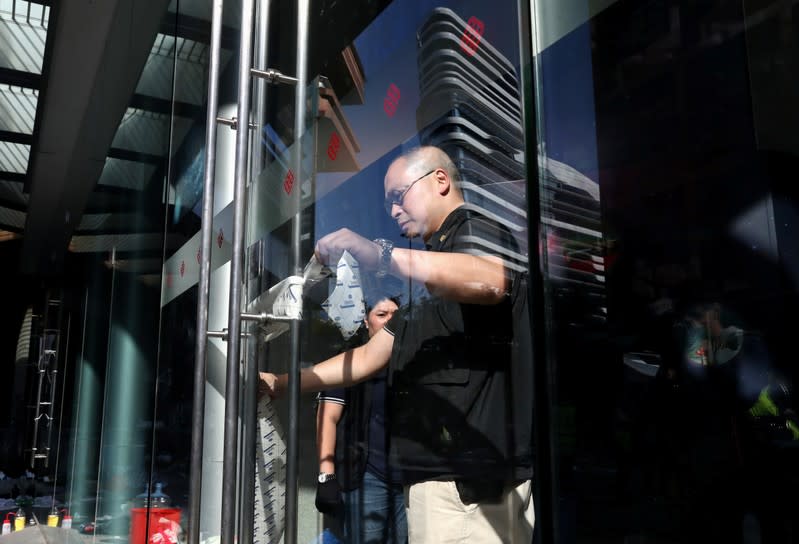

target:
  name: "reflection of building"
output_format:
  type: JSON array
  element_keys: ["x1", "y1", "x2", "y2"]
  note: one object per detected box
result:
[
  {"x1": 540, "y1": 158, "x2": 607, "y2": 325},
  {"x1": 416, "y1": 7, "x2": 527, "y2": 270},
  {"x1": 415, "y1": 8, "x2": 606, "y2": 323}
]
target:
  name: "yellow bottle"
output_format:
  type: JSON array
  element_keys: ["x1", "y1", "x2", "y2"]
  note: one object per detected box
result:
[
  {"x1": 13, "y1": 508, "x2": 25, "y2": 531},
  {"x1": 47, "y1": 507, "x2": 60, "y2": 527}
]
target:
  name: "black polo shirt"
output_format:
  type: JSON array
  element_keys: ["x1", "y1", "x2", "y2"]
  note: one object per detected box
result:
[{"x1": 383, "y1": 205, "x2": 533, "y2": 484}]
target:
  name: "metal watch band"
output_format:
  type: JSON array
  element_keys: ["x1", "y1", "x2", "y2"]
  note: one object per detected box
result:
[
  {"x1": 318, "y1": 472, "x2": 336, "y2": 483},
  {"x1": 373, "y1": 238, "x2": 394, "y2": 278}
]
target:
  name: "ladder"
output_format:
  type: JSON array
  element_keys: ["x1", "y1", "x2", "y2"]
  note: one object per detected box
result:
[{"x1": 28, "y1": 293, "x2": 63, "y2": 469}]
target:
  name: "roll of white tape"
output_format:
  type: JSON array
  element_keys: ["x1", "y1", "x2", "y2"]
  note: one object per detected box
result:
[{"x1": 253, "y1": 395, "x2": 286, "y2": 544}]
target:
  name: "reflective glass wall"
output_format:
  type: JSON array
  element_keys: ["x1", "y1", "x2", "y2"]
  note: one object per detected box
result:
[
  {"x1": 1, "y1": 1, "x2": 239, "y2": 541},
  {"x1": 6, "y1": 1, "x2": 797, "y2": 543},
  {"x1": 63, "y1": 2, "x2": 187, "y2": 538},
  {"x1": 532, "y1": 0, "x2": 799, "y2": 542},
  {"x1": 240, "y1": 0, "x2": 535, "y2": 543}
]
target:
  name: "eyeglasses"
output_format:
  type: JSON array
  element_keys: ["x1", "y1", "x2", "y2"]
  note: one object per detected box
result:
[{"x1": 383, "y1": 169, "x2": 436, "y2": 215}]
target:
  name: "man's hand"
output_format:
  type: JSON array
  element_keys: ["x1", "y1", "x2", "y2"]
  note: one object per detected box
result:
[
  {"x1": 315, "y1": 478, "x2": 343, "y2": 516},
  {"x1": 316, "y1": 229, "x2": 509, "y2": 305},
  {"x1": 258, "y1": 372, "x2": 281, "y2": 398},
  {"x1": 315, "y1": 229, "x2": 380, "y2": 270}
]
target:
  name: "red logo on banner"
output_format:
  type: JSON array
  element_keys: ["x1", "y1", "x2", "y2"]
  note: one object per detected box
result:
[
  {"x1": 217, "y1": 229, "x2": 224, "y2": 248},
  {"x1": 166, "y1": 274, "x2": 173, "y2": 288},
  {"x1": 460, "y1": 16, "x2": 485, "y2": 56},
  {"x1": 383, "y1": 83, "x2": 400, "y2": 117},
  {"x1": 327, "y1": 132, "x2": 341, "y2": 160},
  {"x1": 283, "y1": 169, "x2": 295, "y2": 194},
  {"x1": 180, "y1": 260, "x2": 185, "y2": 277}
]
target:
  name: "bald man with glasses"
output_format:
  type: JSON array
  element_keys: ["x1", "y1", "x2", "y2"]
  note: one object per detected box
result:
[{"x1": 261, "y1": 145, "x2": 534, "y2": 543}]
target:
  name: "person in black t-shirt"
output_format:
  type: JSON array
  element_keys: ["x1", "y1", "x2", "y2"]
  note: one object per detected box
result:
[
  {"x1": 315, "y1": 294, "x2": 407, "y2": 544},
  {"x1": 260, "y1": 146, "x2": 534, "y2": 544}
]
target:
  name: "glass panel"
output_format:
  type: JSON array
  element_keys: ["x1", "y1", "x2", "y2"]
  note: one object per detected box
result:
[
  {"x1": 0, "y1": 0, "x2": 49, "y2": 73},
  {"x1": 248, "y1": 1, "x2": 534, "y2": 542},
  {"x1": 0, "y1": 205, "x2": 24, "y2": 228},
  {"x1": 155, "y1": 1, "x2": 242, "y2": 542},
  {"x1": 111, "y1": 109, "x2": 174, "y2": 157},
  {"x1": 0, "y1": 142, "x2": 29, "y2": 174},
  {"x1": 532, "y1": 0, "x2": 799, "y2": 542},
  {"x1": 0, "y1": 2, "x2": 213, "y2": 542},
  {"x1": 56, "y1": 6, "x2": 176, "y2": 541},
  {"x1": 0, "y1": 86, "x2": 37, "y2": 134},
  {"x1": 97, "y1": 158, "x2": 158, "y2": 191},
  {"x1": 0, "y1": 179, "x2": 26, "y2": 206}
]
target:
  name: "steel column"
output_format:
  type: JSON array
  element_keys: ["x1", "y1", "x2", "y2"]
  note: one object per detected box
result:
[
  {"x1": 187, "y1": 0, "x2": 225, "y2": 542},
  {"x1": 220, "y1": 0, "x2": 256, "y2": 540},
  {"x1": 239, "y1": 3, "x2": 272, "y2": 540},
  {"x1": 284, "y1": 0, "x2": 309, "y2": 542}
]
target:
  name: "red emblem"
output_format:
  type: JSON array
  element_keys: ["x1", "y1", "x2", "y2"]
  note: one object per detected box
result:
[
  {"x1": 460, "y1": 16, "x2": 485, "y2": 56},
  {"x1": 383, "y1": 83, "x2": 400, "y2": 117},
  {"x1": 180, "y1": 260, "x2": 185, "y2": 277},
  {"x1": 327, "y1": 132, "x2": 340, "y2": 160},
  {"x1": 217, "y1": 228, "x2": 224, "y2": 248},
  {"x1": 283, "y1": 169, "x2": 295, "y2": 194}
]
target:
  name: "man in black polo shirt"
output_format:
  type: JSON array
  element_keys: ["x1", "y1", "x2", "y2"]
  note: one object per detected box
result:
[{"x1": 260, "y1": 146, "x2": 534, "y2": 543}]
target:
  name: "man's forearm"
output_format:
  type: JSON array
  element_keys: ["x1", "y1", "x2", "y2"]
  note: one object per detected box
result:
[
  {"x1": 266, "y1": 329, "x2": 393, "y2": 397},
  {"x1": 276, "y1": 339, "x2": 388, "y2": 394},
  {"x1": 391, "y1": 248, "x2": 508, "y2": 304}
]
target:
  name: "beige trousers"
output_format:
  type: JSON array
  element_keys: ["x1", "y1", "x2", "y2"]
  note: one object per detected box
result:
[{"x1": 405, "y1": 479, "x2": 535, "y2": 543}]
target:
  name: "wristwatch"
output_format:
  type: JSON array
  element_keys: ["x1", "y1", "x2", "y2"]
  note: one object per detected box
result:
[
  {"x1": 373, "y1": 238, "x2": 394, "y2": 278},
  {"x1": 318, "y1": 472, "x2": 337, "y2": 483}
]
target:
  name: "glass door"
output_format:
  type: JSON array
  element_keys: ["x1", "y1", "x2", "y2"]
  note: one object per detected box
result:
[{"x1": 241, "y1": 1, "x2": 537, "y2": 542}]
